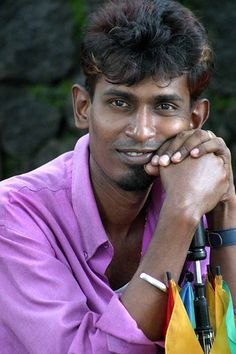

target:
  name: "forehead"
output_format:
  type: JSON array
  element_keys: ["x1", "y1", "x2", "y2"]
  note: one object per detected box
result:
[{"x1": 93, "y1": 75, "x2": 190, "y2": 101}]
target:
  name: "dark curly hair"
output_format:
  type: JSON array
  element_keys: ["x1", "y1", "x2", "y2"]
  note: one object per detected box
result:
[{"x1": 80, "y1": 0, "x2": 214, "y2": 100}]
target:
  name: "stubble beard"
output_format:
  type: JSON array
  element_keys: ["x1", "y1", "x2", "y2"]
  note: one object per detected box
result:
[{"x1": 116, "y1": 164, "x2": 156, "y2": 191}]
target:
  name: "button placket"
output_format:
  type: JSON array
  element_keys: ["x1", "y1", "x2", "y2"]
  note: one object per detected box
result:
[{"x1": 104, "y1": 241, "x2": 109, "y2": 249}]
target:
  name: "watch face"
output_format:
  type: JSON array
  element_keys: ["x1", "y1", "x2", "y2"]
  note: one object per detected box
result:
[
  {"x1": 212, "y1": 232, "x2": 222, "y2": 248},
  {"x1": 207, "y1": 231, "x2": 222, "y2": 248}
]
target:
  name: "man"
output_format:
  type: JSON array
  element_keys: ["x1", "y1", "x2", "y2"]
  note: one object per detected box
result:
[{"x1": 0, "y1": 0, "x2": 235, "y2": 353}]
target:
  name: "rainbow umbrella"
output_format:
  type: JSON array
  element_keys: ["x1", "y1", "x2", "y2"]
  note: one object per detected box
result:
[
  {"x1": 205, "y1": 267, "x2": 236, "y2": 353},
  {"x1": 164, "y1": 219, "x2": 236, "y2": 353},
  {"x1": 164, "y1": 268, "x2": 236, "y2": 354}
]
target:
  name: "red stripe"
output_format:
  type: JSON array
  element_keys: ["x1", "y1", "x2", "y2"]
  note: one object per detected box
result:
[{"x1": 162, "y1": 281, "x2": 175, "y2": 337}]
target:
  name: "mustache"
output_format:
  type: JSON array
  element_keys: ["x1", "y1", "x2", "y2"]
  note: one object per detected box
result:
[{"x1": 113, "y1": 140, "x2": 165, "y2": 151}]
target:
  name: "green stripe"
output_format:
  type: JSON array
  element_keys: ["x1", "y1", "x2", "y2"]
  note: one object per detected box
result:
[{"x1": 222, "y1": 280, "x2": 236, "y2": 353}]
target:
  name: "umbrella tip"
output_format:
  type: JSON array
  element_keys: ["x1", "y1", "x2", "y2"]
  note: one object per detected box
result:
[
  {"x1": 166, "y1": 271, "x2": 172, "y2": 281},
  {"x1": 207, "y1": 264, "x2": 212, "y2": 273},
  {"x1": 186, "y1": 271, "x2": 194, "y2": 282},
  {"x1": 216, "y1": 265, "x2": 221, "y2": 276}
]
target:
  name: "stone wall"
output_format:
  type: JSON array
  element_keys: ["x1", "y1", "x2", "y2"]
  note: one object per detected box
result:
[{"x1": 0, "y1": 0, "x2": 235, "y2": 180}]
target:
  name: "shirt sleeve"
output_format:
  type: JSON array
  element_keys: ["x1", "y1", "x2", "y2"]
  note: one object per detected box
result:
[{"x1": 0, "y1": 225, "x2": 159, "y2": 354}]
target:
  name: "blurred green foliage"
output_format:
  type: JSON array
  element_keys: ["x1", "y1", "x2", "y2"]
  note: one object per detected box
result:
[{"x1": 70, "y1": 0, "x2": 86, "y2": 38}]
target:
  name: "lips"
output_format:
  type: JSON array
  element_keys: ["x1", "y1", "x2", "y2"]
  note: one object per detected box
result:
[
  {"x1": 125, "y1": 151, "x2": 148, "y2": 156},
  {"x1": 117, "y1": 149, "x2": 155, "y2": 165}
]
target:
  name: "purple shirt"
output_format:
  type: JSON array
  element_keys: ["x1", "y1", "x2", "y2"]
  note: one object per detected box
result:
[{"x1": 0, "y1": 134, "x2": 207, "y2": 353}]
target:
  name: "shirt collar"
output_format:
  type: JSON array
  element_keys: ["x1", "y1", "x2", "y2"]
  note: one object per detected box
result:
[{"x1": 72, "y1": 134, "x2": 109, "y2": 260}]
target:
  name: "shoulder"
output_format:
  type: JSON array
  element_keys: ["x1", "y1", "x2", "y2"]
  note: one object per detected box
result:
[
  {"x1": 0, "y1": 150, "x2": 73, "y2": 197},
  {"x1": 0, "y1": 151, "x2": 73, "y2": 232},
  {"x1": 0, "y1": 134, "x2": 91, "y2": 244}
]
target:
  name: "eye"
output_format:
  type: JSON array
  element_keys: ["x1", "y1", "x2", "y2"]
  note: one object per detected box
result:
[
  {"x1": 157, "y1": 103, "x2": 175, "y2": 111},
  {"x1": 110, "y1": 99, "x2": 129, "y2": 108}
]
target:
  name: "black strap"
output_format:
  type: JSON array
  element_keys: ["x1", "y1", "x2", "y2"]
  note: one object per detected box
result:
[{"x1": 206, "y1": 228, "x2": 236, "y2": 248}]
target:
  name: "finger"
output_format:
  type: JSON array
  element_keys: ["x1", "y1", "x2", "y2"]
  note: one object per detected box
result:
[
  {"x1": 150, "y1": 154, "x2": 159, "y2": 166},
  {"x1": 157, "y1": 132, "x2": 192, "y2": 166},
  {"x1": 156, "y1": 139, "x2": 172, "y2": 158},
  {"x1": 170, "y1": 129, "x2": 212, "y2": 163},
  {"x1": 190, "y1": 137, "x2": 231, "y2": 165},
  {"x1": 206, "y1": 130, "x2": 216, "y2": 139},
  {"x1": 144, "y1": 163, "x2": 160, "y2": 176}
]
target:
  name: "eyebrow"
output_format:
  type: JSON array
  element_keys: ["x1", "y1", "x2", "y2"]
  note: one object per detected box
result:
[
  {"x1": 154, "y1": 94, "x2": 183, "y2": 102},
  {"x1": 102, "y1": 89, "x2": 135, "y2": 101},
  {"x1": 102, "y1": 89, "x2": 183, "y2": 103}
]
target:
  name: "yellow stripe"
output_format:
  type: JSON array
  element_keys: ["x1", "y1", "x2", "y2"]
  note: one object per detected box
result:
[
  {"x1": 205, "y1": 276, "x2": 216, "y2": 333},
  {"x1": 165, "y1": 280, "x2": 203, "y2": 354},
  {"x1": 165, "y1": 279, "x2": 231, "y2": 353},
  {"x1": 210, "y1": 275, "x2": 230, "y2": 353}
]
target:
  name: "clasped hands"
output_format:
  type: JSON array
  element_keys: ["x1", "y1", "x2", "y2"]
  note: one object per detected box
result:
[{"x1": 144, "y1": 128, "x2": 235, "y2": 216}]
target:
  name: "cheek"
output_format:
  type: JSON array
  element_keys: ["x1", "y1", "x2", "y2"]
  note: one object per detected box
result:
[
  {"x1": 88, "y1": 109, "x2": 109, "y2": 139},
  {"x1": 161, "y1": 118, "x2": 190, "y2": 136},
  {"x1": 88, "y1": 116, "x2": 117, "y2": 159},
  {"x1": 89, "y1": 108, "x2": 123, "y2": 142}
]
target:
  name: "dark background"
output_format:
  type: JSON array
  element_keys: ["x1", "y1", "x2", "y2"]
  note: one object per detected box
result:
[{"x1": 0, "y1": 0, "x2": 235, "y2": 180}]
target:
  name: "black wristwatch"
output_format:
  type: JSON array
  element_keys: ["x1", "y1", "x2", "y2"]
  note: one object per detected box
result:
[{"x1": 206, "y1": 228, "x2": 236, "y2": 249}]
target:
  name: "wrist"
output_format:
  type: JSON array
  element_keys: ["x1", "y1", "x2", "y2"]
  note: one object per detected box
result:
[
  {"x1": 206, "y1": 194, "x2": 236, "y2": 229},
  {"x1": 140, "y1": 200, "x2": 199, "y2": 283},
  {"x1": 162, "y1": 196, "x2": 201, "y2": 229}
]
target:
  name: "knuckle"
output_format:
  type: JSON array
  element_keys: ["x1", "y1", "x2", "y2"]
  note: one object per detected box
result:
[
  {"x1": 199, "y1": 129, "x2": 209, "y2": 142},
  {"x1": 222, "y1": 168, "x2": 227, "y2": 180},
  {"x1": 165, "y1": 149, "x2": 174, "y2": 157},
  {"x1": 177, "y1": 130, "x2": 189, "y2": 140},
  {"x1": 226, "y1": 147, "x2": 231, "y2": 158},
  {"x1": 158, "y1": 146, "x2": 166, "y2": 156},
  {"x1": 204, "y1": 130, "x2": 210, "y2": 139},
  {"x1": 217, "y1": 137, "x2": 226, "y2": 148},
  {"x1": 158, "y1": 140, "x2": 170, "y2": 154},
  {"x1": 194, "y1": 129, "x2": 203, "y2": 138},
  {"x1": 179, "y1": 144, "x2": 191, "y2": 154},
  {"x1": 219, "y1": 164, "x2": 228, "y2": 181}
]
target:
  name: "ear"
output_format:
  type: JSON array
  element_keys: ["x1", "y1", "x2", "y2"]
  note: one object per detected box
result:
[
  {"x1": 72, "y1": 84, "x2": 91, "y2": 129},
  {"x1": 190, "y1": 98, "x2": 210, "y2": 129}
]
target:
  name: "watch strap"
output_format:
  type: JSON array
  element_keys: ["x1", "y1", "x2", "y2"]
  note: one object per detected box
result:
[{"x1": 206, "y1": 228, "x2": 236, "y2": 248}]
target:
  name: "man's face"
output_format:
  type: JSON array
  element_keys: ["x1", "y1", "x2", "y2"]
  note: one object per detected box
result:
[{"x1": 87, "y1": 75, "x2": 194, "y2": 192}]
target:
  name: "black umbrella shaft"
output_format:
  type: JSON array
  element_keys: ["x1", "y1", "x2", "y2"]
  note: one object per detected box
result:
[
  {"x1": 188, "y1": 219, "x2": 207, "y2": 262},
  {"x1": 194, "y1": 283, "x2": 214, "y2": 353},
  {"x1": 187, "y1": 219, "x2": 214, "y2": 353}
]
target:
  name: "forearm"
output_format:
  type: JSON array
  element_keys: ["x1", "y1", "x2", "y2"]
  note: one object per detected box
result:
[
  {"x1": 207, "y1": 194, "x2": 236, "y2": 305},
  {"x1": 121, "y1": 201, "x2": 198, "y2": 340},
  {"x1": 124, "y1": 152, "x2": 230, "y2": 340}
]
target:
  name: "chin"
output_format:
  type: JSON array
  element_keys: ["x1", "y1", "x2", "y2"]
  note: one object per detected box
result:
[{"x1": 117, "y1": 165, "x2": 155, "y2": 191}]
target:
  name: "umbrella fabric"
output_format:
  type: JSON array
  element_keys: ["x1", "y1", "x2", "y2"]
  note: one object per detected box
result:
[
  {"x1": 165, "y1": 279, "x2": 203, "y2": 354},
  {"x1": 165, "y1": 277, "x2": 236, "y2": 353},
  {"x1": 209, "y1": 275, "x2": 236, "y2": 354},
  {"x1": 205, "y1": 274, "x2": 216, "y2": 333},
  {"x1": 163, "y1": 278, "x2": 175, "y2": 337},
  {"x1": 180, "y1": 281, "x2": 196, "y2": 329},
  {"x1": 223, "y1": 281, "x2": 236, "y2": 353}
]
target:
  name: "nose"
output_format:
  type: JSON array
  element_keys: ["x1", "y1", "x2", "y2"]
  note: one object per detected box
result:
[{"x1": 125, "y1": 106, "x2": 156, "y2": 142}]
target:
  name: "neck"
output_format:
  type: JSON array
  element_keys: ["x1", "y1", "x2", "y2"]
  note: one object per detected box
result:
[{"x1": 90, "y1": 161, "x2": 152, "y2": 240}]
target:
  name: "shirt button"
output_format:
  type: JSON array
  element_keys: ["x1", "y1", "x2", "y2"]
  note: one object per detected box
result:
[
  {"x1": 83, "y1": 251, "x2": 88, "y2": 259},
  {"x1": 104, "y1": 242, "x2": 109, "y2": 249}
]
